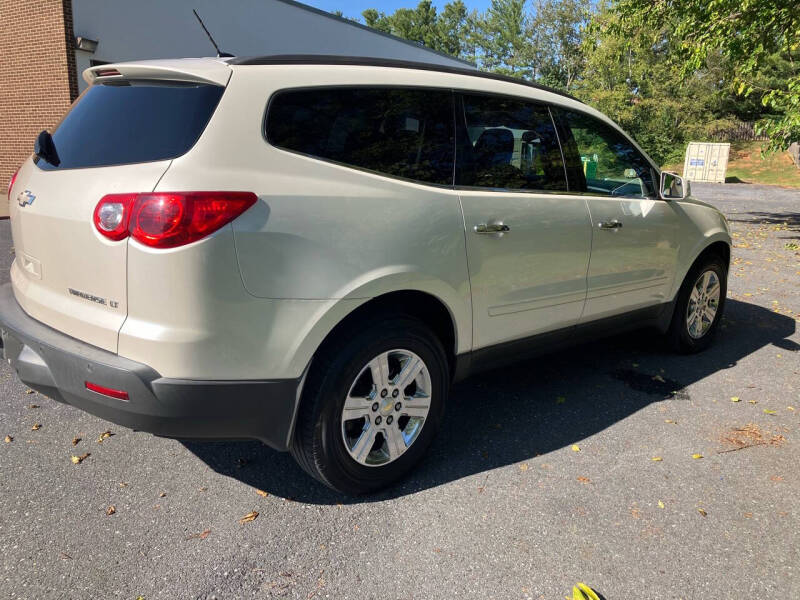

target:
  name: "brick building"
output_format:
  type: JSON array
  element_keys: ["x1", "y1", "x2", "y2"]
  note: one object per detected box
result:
[{"x1": 0, "y1": 0, "x2": 470, "y2": 190}]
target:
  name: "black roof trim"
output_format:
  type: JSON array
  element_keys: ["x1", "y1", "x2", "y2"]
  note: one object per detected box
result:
[{"x1": 228, "y1": 55, "x2": 582, "y2": 104}]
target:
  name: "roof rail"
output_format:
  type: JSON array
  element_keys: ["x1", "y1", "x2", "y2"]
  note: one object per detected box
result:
[{"x1": 227, "y1": 55, "x2": 582, "y2": 103}]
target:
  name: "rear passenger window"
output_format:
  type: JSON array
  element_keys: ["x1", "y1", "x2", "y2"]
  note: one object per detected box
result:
[
  {"x1": 266, "y1": 88, "x2": 455, "y2": 185},
  {"x1": 556, "y1": 109, "x2": 656, "y2": 198},
  {"x1": 456, "y1": 94, "x2": 566, "y2": 191}
]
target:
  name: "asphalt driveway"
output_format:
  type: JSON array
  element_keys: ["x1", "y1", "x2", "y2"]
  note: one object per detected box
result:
[{"x1": 1, "y1": 183, "x2": 798, "y2": 599}]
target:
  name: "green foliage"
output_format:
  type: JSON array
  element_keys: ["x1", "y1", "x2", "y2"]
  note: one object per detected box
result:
[
  {"x1": 613, "y1": 0, "x2": 800, "y2": 152},
  {"x1": 353, "y1": 0, "x2": 798, "y2": 162}
]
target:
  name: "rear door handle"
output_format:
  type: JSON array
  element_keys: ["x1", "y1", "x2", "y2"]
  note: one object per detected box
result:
[
  {"x1": 598, "y1": 219, "x2": 623, "y2": 230},
  {"x1": 474, "y1": 222, "x2": 510, "y2": 234}
]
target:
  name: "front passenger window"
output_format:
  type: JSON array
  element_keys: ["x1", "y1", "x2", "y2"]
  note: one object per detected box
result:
[{"x1": 556, "y1": 109, "x2": 656, "y2": 198}]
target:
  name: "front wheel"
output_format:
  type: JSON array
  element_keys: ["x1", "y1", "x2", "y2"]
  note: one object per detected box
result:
[
  {"x1": 290, "y1": 315, "x2": 449, "y2": 495},
  {"x1": 667, "y1": 254, "x2": 727, "y2": 353}
]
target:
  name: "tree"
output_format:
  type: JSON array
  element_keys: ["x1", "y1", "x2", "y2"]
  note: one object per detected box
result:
[
  {"x1": 613, "y1": 0, "x2": 800, "y2": 151},
  {"x1": 530, "y1": 0, "x2": 591, "y2": 90},
  {"x1": 474, "y1": 0, "x2": 533, "y2": 77}
]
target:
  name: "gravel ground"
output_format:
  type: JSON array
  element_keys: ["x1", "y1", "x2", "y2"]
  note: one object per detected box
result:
[{"x1": 0, "y1": 182, "x2": 798, "y2": 600}]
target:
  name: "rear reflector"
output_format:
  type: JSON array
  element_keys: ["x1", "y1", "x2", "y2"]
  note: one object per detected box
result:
[
  {"x1": 93, "y1": 192, "x2": 257, "y2": 248},
  {"x1": 85, "y1": 381, "x2": 129, "y2": 401}
]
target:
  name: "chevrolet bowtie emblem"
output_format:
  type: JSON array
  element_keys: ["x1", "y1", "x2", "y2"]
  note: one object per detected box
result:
[{"x1": 17, "y1": 190, "x2": 35, "y2": 207}]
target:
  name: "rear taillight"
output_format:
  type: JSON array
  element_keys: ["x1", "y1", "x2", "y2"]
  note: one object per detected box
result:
[
  {"x1": 8, "y1": 167, "x2": 19, "y2": 197},
  {"x1": 93, "y1": 192, "x2": 257, "y2": 248}
]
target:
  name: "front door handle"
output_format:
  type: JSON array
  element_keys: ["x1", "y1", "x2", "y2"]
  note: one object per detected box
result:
[
  {"x1": 474, "y1": 222, "x2": 510, "y2": 234},
  {"x1": 598, "y1": 219, "x2": 623, "y2": 230}
]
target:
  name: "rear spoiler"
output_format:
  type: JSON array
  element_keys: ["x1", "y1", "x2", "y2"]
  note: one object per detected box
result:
[{"x1": 83, "y1": 58, "x2": 232, "y2": 87}]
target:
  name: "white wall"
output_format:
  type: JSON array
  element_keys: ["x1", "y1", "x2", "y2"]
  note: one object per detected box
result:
[{"x1": 72, "y1": 0, "x2": 472, "y2": 91}]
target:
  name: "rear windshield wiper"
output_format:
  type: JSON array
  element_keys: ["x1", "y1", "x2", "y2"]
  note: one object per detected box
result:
[{"x1": 35, "y1": 130, "x2": 61, "y2": 167}]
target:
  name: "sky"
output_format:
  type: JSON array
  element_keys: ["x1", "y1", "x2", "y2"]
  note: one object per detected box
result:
[{"x1": 303, "y1": 0, "x2": 493, "y2": 20}]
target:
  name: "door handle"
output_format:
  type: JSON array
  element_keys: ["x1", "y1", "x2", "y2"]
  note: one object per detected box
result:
[
  {"x1": 598, "y1": 219, "x2": 623, "y2": 230},
  {"x1": 474, "y1": 222, "x2": 510, "y2": 234}
]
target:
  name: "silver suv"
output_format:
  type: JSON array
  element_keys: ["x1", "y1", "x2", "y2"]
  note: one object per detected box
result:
[{"x1": 2, "y1": 56, "x2": 730, "y2": 494}]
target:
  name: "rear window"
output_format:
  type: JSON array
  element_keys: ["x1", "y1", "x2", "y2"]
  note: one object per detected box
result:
[
  {"x1": 266, "y1": 87, "x2": 455, "y2": 185},
  {"x1": 35, "y1": 81, "x2": 224, "y2": 170}
]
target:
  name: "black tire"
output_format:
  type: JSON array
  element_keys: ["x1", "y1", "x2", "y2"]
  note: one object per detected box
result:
[
  {"x1": 667, "y1": 253, "x2": 727, "y2": 353},
  {"x1": 290, "y1": 314, "x2": 449, "y2": 495}
]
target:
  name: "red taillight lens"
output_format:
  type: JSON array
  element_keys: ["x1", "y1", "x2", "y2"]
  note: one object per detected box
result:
[
  {"x1": 8, "y1": 168, "x2": 19, "y2": 197},
  {"x1": 93, "y1": 193, "x2": 135, "y2": 241},
  {"x1": 93, "y1": 192, "x2": 257, "y2": 248}
]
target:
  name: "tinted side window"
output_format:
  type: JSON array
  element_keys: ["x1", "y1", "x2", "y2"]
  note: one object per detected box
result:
[
  {"x1": 266, "y1": 88, "x2": 455, "y2": 185},
  {"x1": 556, "y1": 109, "x2": 656, "y2": 198},
  {"x1": 36, "y1": 81, "x2": 224, "y2": 170},
  {"x1": 456, "y1": 94, "x2": 566, "y2": 191}
]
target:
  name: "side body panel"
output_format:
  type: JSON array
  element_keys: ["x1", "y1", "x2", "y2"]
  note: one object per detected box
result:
[
  {"x1": 581, "y1": 196, "x2": 681, "y2": 321},
  {"x1": 459, "y1": 190, "x2": 592, "y2": 349}
]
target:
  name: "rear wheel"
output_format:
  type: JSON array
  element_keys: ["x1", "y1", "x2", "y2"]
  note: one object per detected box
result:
[
  {"x1": 667, "y1": 254, "x2": 727, "y2": 353},
  {"x1": 290, "y1": 315, "x2": 449, "y2": 495}
]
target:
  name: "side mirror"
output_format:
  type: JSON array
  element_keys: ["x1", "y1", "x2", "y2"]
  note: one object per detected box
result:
[{"x1": 660, "y1": 171, "x2": 689, "y2": 200}]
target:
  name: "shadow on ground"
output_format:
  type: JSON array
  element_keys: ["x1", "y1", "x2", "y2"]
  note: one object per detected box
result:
[
  {"x1": 728, "y1": 211, "x2": 800, "y2": 239},
  {"x1": 183, "y1": 299, "x2": 797, "y2": 504}
]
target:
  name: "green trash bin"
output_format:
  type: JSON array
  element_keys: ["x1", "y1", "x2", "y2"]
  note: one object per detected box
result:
[{"x1": 581, "y1": 155, "x2": 598, "y2": 180}]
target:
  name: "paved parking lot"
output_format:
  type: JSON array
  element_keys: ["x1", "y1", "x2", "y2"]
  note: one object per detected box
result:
[{"x1": 1, "y1": 183, "x2": 798, "y2": 599}]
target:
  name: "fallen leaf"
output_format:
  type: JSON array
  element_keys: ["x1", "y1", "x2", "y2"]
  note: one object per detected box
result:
[
  {"x1": 657, "y1": 500, "x2": 665, "y2": 509},
  {"x1": 70, "y1": 452, "x2": 90, "y2": 464},
  {"x1": 571, "y1": 444, "x2": 581, "y2": 452},
  {"x1": 763, "y1": 409, "x2": 777, "y2": 415},
  {"x1": 749, "y1": 400, "x2": 758, "y2": 404},
  {"x1": 692, "y1": 453, "x2": 703, "y2": 459},
  {"x1": 27, "y1": 404, "x2": 39, "y2": 409},
  {"x1": 698, "y1": 508, "x2": 707, "y2": 517},
  {"x1": 71, "y1": 437, "x2": 81, "y2": 446},
  {"x1": 159, "y1": 491, "x2": 167, "y2": 498},
  {"x1": 106, "y1": 505, "x2": 116, "y2": 516},
  {"x1": 31, "y1": 423, "x2": 41, "y2": 431},
  {"x1": 25, "y1": 389, "x2": 35, "y2": 395},
  {"x1": 576, "y1": 476, "x2": 590, "y2": 484},
  {"x1": 256, "y1": 489, "x2": 269, "y2": 497},
  {"x1": 4, "y1": 435, "x2": 12, "y2": 443},
  {"x1": 186, "y1": 529, "x2": 211, "y2": 540},
  {"x1": 519, "y1": 463, "x2": 529, "y2": 471},
  {"x1": 730, "y1": 396, "x2": 740, "y2": 402},
  {"x1": 743, "y1": 512, "x2": 753, "y2": 518},
  {"x1": 771, "y1": 475, "x2": 784, "y2": 482},
  {"x1": 652, "y1": 375, "x2": 665, "y2": 383},
  {"x1": 651, "y1": 456, "x2": 663, "y2": 462},
  {"x1": 664, "y1": 419, "x2": 677, "y2": 424},
  {"x1": 238, "y1": 511, "x2": 259, "y2": 525},
  {"x1": 788, "y1": 406, "x2": 795, "y2": 411},
  {"x1": 97, "y1": 430, "x2": 113, "y2": 443}
]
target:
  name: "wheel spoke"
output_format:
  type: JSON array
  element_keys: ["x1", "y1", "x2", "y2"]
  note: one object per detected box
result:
[
  {"x1": 342, "y1": 395, "x2": 370, "y2": 420},
  {"x1": 350, "y1": 425, "x2": 377, "y2": 462},
  {"x1": 384, "y1": 425, "x2": 407, "y2": 459},
  {"x1": 402, "y1": 406, "x2": 429, "y2": 419},
  {"x1": 689, "y1": 286, "x2": 700, "y2": 303},
  {"x1": 393, "y1": 356, "x2": 422, "y2": 390},
  {"x1": 369, "y1": 353, "x2": 391, "y2": 388},
  {"x1": 701, "y1": 271, "x2": 711, "y2": 292},
  {"x1": 706, "y1": 281, "x2": 720, "y2": 299}
]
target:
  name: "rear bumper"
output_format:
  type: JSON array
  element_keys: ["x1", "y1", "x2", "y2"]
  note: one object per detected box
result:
[{"x1": 0, "y1": 283, "x2": 300, "y2": 450}]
